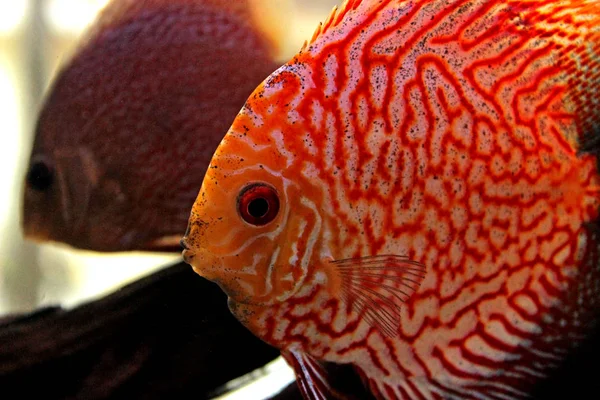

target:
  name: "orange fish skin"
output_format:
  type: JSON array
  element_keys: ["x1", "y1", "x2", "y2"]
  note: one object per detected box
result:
[
  {"x1": 22, "y1": 0, "x2": 280, "y2": 252},
  {"x1": 183, "y1": 0, "x2": 600, "y2": 399}
]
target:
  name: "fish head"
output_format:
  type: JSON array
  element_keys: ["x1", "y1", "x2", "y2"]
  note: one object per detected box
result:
[
  {"x1": 182, "y1": 71, "x2": 322, "y2": 306},
  {"x1": 22, "y1": 92, "x2": 138, "y2": 252},
  {"x1": 22, "y1": 143, "x2": 133, "y2": 251}
]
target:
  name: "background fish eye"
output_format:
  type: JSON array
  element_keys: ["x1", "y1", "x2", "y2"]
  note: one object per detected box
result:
[
  {"x1": 237, "y1": 182, "x2": 280, "y2": 226},
  {"x1": 26, "y1": 160, "x2": 54, "y2": 192}
]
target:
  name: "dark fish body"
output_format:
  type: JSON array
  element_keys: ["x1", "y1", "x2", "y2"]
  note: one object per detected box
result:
[{"x1": 22, "y1": 0, "x2": 281, "y2": 251}]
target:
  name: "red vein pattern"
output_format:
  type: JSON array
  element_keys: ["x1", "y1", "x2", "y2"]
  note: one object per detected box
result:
[{"x1": 184, "y1": 0, "x2": 600, "y2": 399}]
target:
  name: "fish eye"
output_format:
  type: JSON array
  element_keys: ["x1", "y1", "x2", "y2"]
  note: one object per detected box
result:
[
  {"x1": 237, "y1": 183, "x2": 280, "y2": 226},
  {"x1": 26, "y1": 160, "x2": 54, "y2": 192}
]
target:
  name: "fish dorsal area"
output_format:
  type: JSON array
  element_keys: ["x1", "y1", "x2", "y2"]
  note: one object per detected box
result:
[{"x1": 228, "y1": 0, "x2": 600, "y2": 398}]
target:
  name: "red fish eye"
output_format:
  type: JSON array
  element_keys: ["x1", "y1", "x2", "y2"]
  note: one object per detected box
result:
[{"x1": 238, "y1": 183, "x2": 280, "y2": 226}]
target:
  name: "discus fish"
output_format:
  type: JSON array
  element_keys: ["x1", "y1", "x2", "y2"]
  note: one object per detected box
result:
[
  {"x1": 22, "y1": 0, "x2": 284, "y2": 252},
  {"x1": 182, "y1": 0, "x2": 600, "y2": 399}
]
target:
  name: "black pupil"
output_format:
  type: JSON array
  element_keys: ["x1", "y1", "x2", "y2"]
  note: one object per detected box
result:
[
  {"x1": 27, "y1": 162, "x2": 53, "y2": 191},
  {"x1": 248, "y1": 197, "x2": 269, "y2": 218}
]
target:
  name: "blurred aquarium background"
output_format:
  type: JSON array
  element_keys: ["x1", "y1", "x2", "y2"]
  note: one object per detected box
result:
[{"x1": 0, "y1": 0, "x2": 338, "y2": 398}]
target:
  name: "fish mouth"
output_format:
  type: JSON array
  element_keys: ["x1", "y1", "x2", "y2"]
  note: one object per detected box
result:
[
  {"x1": 180, "y1": 237, "x2": 189, "y2": 250},
  {"x1": 180, "y1": 246, "x2": 226, "y2": 283},
  {"x1": 182, "y1": 249, "x2": 195, "y2": 264},
  {"x1": 180, "y1": 237, "x2": 196, "y2": 264}
]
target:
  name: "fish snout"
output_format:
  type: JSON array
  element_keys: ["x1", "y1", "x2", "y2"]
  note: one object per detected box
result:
[
  {"x1": 180, "y1": 217, "x2": 209, "y2": 251},
  {"x1": 180, "y1": 237, "x2": 196, "y2": 264},
  {"x1": 182, "y1": 248, "x2": 195, "y2": 265},
  {"x1": 180, "y1": 237, "x2": 190, "y2": 250},
  {"x1": 180, "y1": 216, "x2": 229, "y2": 279}
]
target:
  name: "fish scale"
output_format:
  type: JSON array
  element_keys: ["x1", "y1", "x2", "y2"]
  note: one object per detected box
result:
[{"x1": 183, "y1": 0, "x2": 600, "y2": 399}]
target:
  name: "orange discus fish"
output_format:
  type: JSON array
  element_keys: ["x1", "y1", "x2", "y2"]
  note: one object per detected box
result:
[
  {"x1": 182, "y1": 0, "x2": 600, "y2": 398},
  {"x1": 22, "y1": 0, "x2": 282, "y2": 252}
]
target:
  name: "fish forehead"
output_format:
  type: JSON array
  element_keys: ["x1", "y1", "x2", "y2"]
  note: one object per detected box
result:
[{"x1": 225, "y1": 0, "x2": 600, "y2": 396}]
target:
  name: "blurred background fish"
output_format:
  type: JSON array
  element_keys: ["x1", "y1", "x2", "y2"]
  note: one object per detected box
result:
[
  {"x1": 0, "y1": 1, "x2": 337, "y2": 398},
  {"x1": 21, "y1": 0, "x2": 286, "y2": 252}
]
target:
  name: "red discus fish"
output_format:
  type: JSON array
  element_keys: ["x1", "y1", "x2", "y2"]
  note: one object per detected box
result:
[
  {"x1": 182, "y1": 0, "x2": 600, "y2": 398},
  {"x1": 22, "y1": 0, "x2": 283, "y2": 252}
]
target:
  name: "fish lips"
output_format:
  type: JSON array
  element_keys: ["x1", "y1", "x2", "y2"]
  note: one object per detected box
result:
[{"x1": 181, "y1": 249, "x2": 195, "y2": 265}]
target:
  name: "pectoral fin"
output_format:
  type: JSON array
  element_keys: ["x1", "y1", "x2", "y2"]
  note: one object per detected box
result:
[
  {"x1": 281, "y1": 349, "x2": 352, "y2": 400},
  {"x1": 330, "y1": 255, "x2": 426, "y2": 337}
]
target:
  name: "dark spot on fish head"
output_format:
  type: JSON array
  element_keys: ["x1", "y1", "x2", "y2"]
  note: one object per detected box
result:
[{"x1": 26, "y1": 159, "x2": 54, "y2": 192}]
